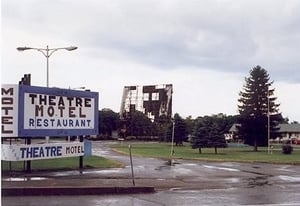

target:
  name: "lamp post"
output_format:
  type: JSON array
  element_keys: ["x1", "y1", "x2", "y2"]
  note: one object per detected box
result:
[
  {"x1": 267, "y1": 88, "x2": 271, "y2": 154},
  {"x1": 17, "y1": 45, "x2": 77, "y2": 144},
  {"x1": 17, "y1": 45, "x2": 78, "y2": 87}
]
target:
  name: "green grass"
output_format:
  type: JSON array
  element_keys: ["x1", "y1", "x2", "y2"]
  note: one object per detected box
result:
[
  {"x1": 111, "y1": 142, "x2": 300, "y2": 164},
  {"x1": 1, "y1": 156, "x2": 124, "y2": 172}
]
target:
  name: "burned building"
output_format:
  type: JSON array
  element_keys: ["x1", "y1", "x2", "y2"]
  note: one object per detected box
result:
[{"x1": 120, "y1": 84, "x2": 173, "y2": 121}]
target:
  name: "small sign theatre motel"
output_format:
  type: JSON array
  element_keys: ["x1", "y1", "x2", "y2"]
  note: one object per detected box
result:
[{"x1": 1, "y1": 84, "x2": 98, "y2": 165}]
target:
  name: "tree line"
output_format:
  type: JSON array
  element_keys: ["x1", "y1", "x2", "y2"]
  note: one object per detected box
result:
[{"x1": 98, "y1": 66, "x2": 292, "y2": 152}]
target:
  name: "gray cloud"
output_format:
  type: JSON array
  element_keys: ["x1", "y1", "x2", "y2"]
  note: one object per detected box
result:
[
  {"x1": 2, "y1": 0, "x2": 300, "y2": 120},
  {"x1": 56, "y1": 0, "x2": 299, "y2": 82},
  {"x1": 4, "y1": 0, "x2": 300, "y2": 83}
]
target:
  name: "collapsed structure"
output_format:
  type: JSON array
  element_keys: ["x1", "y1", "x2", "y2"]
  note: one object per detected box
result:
[{"x1": 120, "y1": 84, "x2": 173, "y2": 121}]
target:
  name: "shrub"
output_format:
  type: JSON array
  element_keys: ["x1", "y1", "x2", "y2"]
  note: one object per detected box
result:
[{"x1": 282, "y1": 144, "x2": 293, "y2": 154}]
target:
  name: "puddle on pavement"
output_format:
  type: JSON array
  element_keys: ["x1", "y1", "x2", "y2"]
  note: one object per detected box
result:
[
  {"x1": 3, "y1": 177, "x2": 47, "y2": 181},
  {"x1": 84, "y1": 168, "x2": 123, "y2": 174},
  {"x1": 247, "y1": 176, "x2": 271, "y2": 187},
  {"x1": 182, "y1": 163, "x2": 198, "y2": 167},
  {"x1": 155, "y1": 164, "x2": 173, "y2": 171},
  {"x1": 278, "y1": 175, "x2": 300, "y2": 182},
  {"x1": 226, "y1": 177, "x2": 240, "y2": 183},
  {"x1": 203, "y1": 165, "x2": 240, "y2": 172}
]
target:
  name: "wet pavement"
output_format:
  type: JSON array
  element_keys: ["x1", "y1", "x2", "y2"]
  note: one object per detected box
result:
[{"x1": 2, "y1": 141, "x2": 300, "y2": 205}]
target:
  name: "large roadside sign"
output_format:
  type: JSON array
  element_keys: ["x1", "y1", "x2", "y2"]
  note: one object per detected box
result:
[{"x1": 1, "y1": 84, "x2": 99, "y2": 137}]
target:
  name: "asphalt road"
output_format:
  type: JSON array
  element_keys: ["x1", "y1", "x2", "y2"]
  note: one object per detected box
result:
[{"x1": 2, "y1": 141, "x2": 300, "y2": 205}]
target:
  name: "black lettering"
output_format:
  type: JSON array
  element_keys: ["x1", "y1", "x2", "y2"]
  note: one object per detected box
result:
[
  {"x1": 1, "y1": 87, "x2": 14, "y2": 95},
  {"x1": 2, "y1": 107, "x2": 13, "y2": 115},
  {"x1": 39, "y1": 94, "x2": 47, "y2": 105},
  {"x1": 67, "y1": 97, "x2": 74, "y2": 106},
  {"x1": 2, "y1": 97, "x2": 13, "y2": 104},
  {"x1": 47, "y1": 106, "x2": 55, "y2": 117},
  {"x1": 85, "y1": 98, "x2": 91, "y2": 107},
  {"x1": 2, "y1": 116, "x2": 13, "y2": 124},
  {"x1": 79, "y1": 107, "x2": 86, "y2": 118},
  {"x1": 49, "y1": 95, "x2": 56, "y2": 105},
  {"x1": 69, "y1": 107, "x2": 76, "y2": 117},
  {"x1": 66, "y1": 146, "x2": 70, "y2": 154},
  {"x1": 58, "y1": 96, "x2": 65, "y2": 106},
  {"x1": 76, "y1": 98, "x2": 82, "y2": 107},
  {"x1": 35, "y1": 105, "x2": 44, "y2": 117},
  {"x1": 58, "y1": 106, "x2": 65, "y2": 117},
  {"x1": 1, "y1": 125, "x2": 13, "y2": 134},
  {"x1": 29, "y1": 94, "x2": 37, "y2": 104}
]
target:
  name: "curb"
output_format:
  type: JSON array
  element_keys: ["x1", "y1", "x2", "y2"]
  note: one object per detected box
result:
[{"x1": 2, "y1": 186, "x2": 155, "y2": 196}]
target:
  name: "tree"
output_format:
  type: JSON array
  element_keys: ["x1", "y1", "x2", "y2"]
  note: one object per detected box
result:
[
  {"x1": 98, "y1": 109, "x2": 119, "y2": 137},
  {"x1": 165, "y1": 113, "x2": 187, "y2": 145},
  {"x1": 155, "y1": 114, "x2": 172, "y2": 142},
  {"x1": 184, "y1": 115, "x2": 195, "y2": 140},
  {"x1": 191, "y1": 115, "x2": 227, "y2": 154},
  {"x1": 123, "y1": 110, "x2": 156, "y2": 137},
  {"x1": 173, "y1": 113, "x2": 188, "y2": 145},
  {"x1": 191, "y1": 117, "x2": 209, "y2": 154},
  {"x1": 238, "y1": 65, "x2": 282, "y2": 151}
]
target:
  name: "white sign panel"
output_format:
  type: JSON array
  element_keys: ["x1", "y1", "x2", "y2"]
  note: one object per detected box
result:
[
  {"x1": 1, "y1": 142, "x2": 85, "y2": 161},
  {"x1": 23, "y1": 93, "x2": 95, "y2": 129},
  {"x1": 18, "y1": 85, "x2": 99, "y2": 137},
  {"x1": 1, "y1": 84, "x2": 19, "y2": 137}
]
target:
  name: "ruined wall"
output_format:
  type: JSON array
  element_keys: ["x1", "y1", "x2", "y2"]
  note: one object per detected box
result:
[{"x1": 120, "y1": 84, "x2": 173, "y2": 121}]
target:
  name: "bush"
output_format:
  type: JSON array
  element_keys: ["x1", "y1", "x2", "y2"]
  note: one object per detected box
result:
[{"x1": 282, "y1": 144, "x2": 293, "y2": 154}]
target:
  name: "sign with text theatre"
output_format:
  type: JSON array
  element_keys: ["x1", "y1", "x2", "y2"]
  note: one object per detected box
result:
[{"x1": 1, "y1": 84, "x2": 99, "y2": 137}]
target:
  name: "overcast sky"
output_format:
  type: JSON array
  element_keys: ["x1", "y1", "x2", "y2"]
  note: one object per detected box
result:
[{"x1": 2, "y1": 0, "x2": 300, "y2": 121}]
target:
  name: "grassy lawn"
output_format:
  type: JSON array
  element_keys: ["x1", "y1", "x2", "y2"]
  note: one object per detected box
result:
[
  {"x1": 111, "y1": 142, "x2": 300, "y2": 164},
  {"x1": 1, "y1": 156, "x2": 124, "y2": 172}
]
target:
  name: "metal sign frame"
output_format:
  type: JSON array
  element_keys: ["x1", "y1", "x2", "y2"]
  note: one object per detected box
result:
[{"x1": 17, "y1": 85, "x2": 99, "y2": 137}]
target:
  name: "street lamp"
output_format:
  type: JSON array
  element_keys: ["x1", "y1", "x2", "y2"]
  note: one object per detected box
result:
[
  {"x1": 17, "y1": 45, "x2": 78, "y2": 87},
  {"x1": 267, "y1": 87, "x2": 272, "y2": 154}
]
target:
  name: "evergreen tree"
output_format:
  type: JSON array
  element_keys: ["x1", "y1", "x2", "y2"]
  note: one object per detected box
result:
[
  {"x1": 126, "y1": 110, "x2": 155, "y2": 137},
  {"x1": 191, "y1": 117, "x2": 209, "y2": 154},
  {"x1": 191, "y1": 115, "x2": 227, "y2": 154},
  {"x1": 155, "y1": 114, "x2": 172, "y2": 142},
  {"x1": 173, "y1": 113, "x2": 187, "y2": 145},
  {"x1": 99, "y1": 109, "x2": 119, "y2": 137},
  {"x1": 238, "y1": 65, "x2": 282, "y2": 151}
]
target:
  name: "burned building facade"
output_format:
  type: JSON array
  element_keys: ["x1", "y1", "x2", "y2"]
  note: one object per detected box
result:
[{"x1": 120, "y1": 84, "x2": 173, "y2": 121}]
